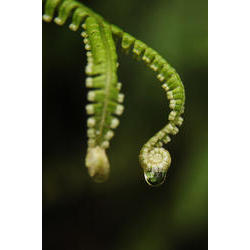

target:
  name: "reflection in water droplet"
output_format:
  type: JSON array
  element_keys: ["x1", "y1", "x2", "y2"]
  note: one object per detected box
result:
[{"x1": 144, "y1": 170, "x2": 167, "y2": 187}]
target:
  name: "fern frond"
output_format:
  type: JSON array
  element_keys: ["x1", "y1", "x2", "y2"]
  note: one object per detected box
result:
[
  {"x1": 42, "y1": 0, "x2": 186, "y2": 186},
  {"x1": 111, "y1": 27, "x2": 185, "y2": 185},
  {"x1": 43, "y1": 0, "x2": 124, "y2": 183},
  {"x1": 83, "y1": 17, "x2": 124, "y2": 182},
  {"x1": 43, "y1": 0, "x2": 103, "y2": 30}
]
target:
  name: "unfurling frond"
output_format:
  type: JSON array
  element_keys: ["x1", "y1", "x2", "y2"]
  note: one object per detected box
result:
[{"x1": 43, "y1": 0, "x2": 185, "y2": 186}]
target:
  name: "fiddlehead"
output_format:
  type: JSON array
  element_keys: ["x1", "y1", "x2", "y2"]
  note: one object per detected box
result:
[
  {"x1": 111, "y1": 27, "x2": 185, "y2": 186},
  {"x1": 42, "y1": 0, "x2": 185, "y2": 186}
]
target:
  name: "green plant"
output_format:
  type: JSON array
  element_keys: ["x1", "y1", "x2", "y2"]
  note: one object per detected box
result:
[{"x1": 42, "y1": 0, "x2": 185, "y2": 186}]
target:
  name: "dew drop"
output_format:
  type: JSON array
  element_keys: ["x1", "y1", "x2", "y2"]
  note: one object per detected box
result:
[{"x1": 144, "y1": 170, "x2": 166, "y2": 187}]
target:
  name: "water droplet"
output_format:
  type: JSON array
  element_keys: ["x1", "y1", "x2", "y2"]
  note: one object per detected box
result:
[{"x1": 144, "y1": 170, "x2": 166, "y2": 187}]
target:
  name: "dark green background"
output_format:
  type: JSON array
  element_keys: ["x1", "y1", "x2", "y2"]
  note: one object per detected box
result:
[{"x1": 43, "y1": 0, "x2": 208, "y2": 249}]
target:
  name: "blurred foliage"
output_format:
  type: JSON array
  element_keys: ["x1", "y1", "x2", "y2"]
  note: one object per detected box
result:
[{"x1": 43, "y1": 0, "x2": 207, "y2": 249}]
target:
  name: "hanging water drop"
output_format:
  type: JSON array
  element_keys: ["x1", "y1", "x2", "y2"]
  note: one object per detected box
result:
[{"x1": 144, "y1": 170, "x2": 167, "y2": 187}]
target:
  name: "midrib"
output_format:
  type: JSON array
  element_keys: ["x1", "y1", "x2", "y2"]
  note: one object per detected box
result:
[{"x1": 97, "y1": 23, "x2": 113, "y2": 142}]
